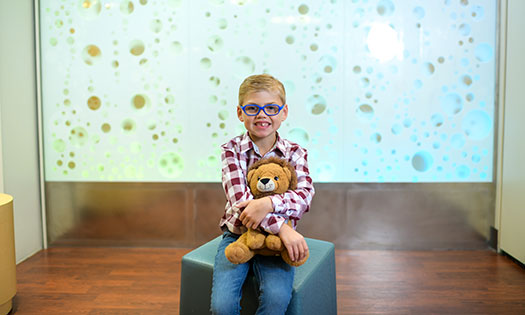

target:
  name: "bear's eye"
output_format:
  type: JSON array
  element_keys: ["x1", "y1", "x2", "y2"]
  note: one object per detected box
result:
[
  {"x1": 274, "y1": 176, "x2": 279, "y2": 181},
  {"x1": 257, "y1": 177, "x2": 261, "y2": 180}
]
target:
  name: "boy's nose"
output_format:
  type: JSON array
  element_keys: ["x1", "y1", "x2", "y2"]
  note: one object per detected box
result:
[
  {"x1": 256, "y1": 109, "x2": 269, "y2": 117},
  {"x1": 260, "y1": 178, "x2": 270, "y2": 185}
]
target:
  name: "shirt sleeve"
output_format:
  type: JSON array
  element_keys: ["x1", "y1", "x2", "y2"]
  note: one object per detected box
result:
[
  {"x1": 259, "y1": 146, "x2": 315, "y2": 234},
  {"x1": 220, "y1": 145, "x2": 253, "y2": 231}
]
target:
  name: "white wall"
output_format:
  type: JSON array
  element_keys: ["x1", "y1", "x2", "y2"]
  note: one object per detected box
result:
[
  {"x1": 497, "y1": 0, "x2": 525, "y2": 264},
  {"x1": 0, "y1": 1, "x2": 43, "y2": 263},
  {"x1": 0, "y1": 106, "x2": 4, "y2": 193}
]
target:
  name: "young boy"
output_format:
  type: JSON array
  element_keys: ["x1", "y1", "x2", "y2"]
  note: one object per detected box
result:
[{"x1": 210, "y1": 74, "x2": 315, "y2": 314}]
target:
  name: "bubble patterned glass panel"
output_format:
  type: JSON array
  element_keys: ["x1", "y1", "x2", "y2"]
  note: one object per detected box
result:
[{"x1": 40, "y1": 0, "x2": 497, "y2": 182}]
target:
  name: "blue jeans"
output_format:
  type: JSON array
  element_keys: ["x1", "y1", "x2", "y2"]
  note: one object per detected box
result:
[{"x1": 211, "y1": 231, "x2": 295, "y2": 315}]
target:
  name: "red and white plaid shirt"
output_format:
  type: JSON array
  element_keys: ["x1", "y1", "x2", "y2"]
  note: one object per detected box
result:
[{"x1": 219, "y1": 132, "x2": 315, "y2": 235}]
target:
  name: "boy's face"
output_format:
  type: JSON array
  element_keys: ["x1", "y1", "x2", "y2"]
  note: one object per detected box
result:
[{"x1": 237, "y1": 90, "x2": 288, "y2": 144}]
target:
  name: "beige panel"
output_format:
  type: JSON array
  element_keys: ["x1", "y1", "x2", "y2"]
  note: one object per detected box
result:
[
  {"x1": 297, "y1": 184, "x2": 348, "y2": 245},
  {"x1": 47, "y1": 182, "x2": 192, "y2": 247},
  {"x1": 194, "y1": 186, "x2": 228, "y2": 244},
  {"x1": 0, "y1": 194, "x2": 16, "y2": 314},
  {"x1": 46, "y1": 182, "x2": 493, "y2": 250},
  {"x1": 44, "y1": 182, "x2": 75, "y2": 244},
  {"x1": 500, "y1": 0, "x2": 525, "y2": 263},
  {"x1": 303, "y1": 183, "x2": 492, "y2": 250}
]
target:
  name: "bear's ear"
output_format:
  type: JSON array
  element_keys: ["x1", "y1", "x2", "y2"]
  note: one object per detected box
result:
[
  {"x1": 247, "y1": 169, "x2": 256, "y2": 183},
  {"x1": 283, "y1": 167, "x2": 292, "y2": 182}
]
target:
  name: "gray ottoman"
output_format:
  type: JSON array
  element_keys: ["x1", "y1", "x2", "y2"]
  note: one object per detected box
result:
[{"x1": 179, "y1": 236, "x2": 337, "y2": 314}]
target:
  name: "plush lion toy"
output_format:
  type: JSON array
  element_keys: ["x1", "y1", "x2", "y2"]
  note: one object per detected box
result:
[{"x1": 224, "y1": 157, "x2": 308, "y2": 267}]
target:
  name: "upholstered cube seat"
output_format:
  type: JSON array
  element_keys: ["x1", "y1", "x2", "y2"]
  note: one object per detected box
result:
[{"x1": 179, "y1": 236, "x2": 337, "y2": 315}]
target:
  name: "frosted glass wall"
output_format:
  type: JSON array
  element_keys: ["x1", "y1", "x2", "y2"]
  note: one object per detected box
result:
[{"x1": 40, "y1": 0, "x2": 497, "y2": 182}]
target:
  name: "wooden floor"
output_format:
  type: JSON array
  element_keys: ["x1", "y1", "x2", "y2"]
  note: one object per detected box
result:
[{"x1": 11, "y1": 247, "x2": 525, "y2": 314}]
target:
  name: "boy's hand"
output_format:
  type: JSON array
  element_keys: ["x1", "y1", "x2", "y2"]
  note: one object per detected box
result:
[
  {"x1": 278, "y1": 223, "x2": 308, "y2": 263},
  {"x1": 238, "y1": 197, "x2": 273, "y2": 229}
]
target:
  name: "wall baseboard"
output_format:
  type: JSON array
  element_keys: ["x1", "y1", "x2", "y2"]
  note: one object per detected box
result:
[{"x1": 489, "y1": 226, "x2": 498, "y2": 250}]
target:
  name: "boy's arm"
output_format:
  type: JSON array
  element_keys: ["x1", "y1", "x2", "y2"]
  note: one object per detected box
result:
[
  {"x1": 279, "y1": 222, "x2": 309, "y2": 263},
  {"x1": 259, "y1": 147, "x2": 315, "y2": 234},
  {"x1": 220, "y1": 146, "x2": 254, "y2": 230}
]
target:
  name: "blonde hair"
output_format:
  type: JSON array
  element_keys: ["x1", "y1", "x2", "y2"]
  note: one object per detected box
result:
[{"x1": 238, "y1": 74, "x2": 286, "y2": 106}]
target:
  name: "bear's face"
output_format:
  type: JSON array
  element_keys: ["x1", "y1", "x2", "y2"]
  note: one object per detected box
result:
[{"x1": 247, "y1": 157, "x2": 297, "y2": 198}]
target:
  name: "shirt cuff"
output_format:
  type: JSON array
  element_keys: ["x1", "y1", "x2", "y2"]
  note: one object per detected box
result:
[
  {"x1": 233, "y1": 193, "x2": 254, "y2": 208},
  {"x1": 260, "y1": 214, "x2": 286, "y2": 235},
  {"x1": 269, "y1": 194, "x2": 285, "y2": 213}
]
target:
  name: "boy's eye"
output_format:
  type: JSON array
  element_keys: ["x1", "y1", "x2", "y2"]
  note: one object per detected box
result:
[
  {"x1": 274, "y1": 176, "x2": 279, "y2": 181},
  {"x1": 265, "y1": 105, "x2": 279, "y2": 114},
  {"x1": 245, "y1": 106, "x2": 259, "y2": 114}
]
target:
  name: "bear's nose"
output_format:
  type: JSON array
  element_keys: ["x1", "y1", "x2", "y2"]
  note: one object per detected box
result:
[{"x1": 260, "y1": 178, "x2": 270, "y2": 185}]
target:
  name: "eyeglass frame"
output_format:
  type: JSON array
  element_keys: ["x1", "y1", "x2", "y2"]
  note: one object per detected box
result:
[{"x1": 239, "y1": 103, "x2": 285, "y2": 116}]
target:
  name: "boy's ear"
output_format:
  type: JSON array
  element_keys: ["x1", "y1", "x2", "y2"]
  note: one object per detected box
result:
[
  {"x1": 281, "y1": 104, "x2": 288, "y2": 121},
  {"x1": 237, "y1": 106, "x2": 244, "y2": 122}
]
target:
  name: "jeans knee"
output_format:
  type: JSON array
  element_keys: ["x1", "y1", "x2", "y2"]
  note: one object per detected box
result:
[
  {"x1": 259, "y1": 286, "x2": 292, "y2": 311},
  {"x1": 210, "y1": 298, "x2": 240, "y2": 315}
]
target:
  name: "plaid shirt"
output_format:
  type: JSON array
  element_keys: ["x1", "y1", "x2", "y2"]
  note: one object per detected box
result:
[{"x1": 219, "y1": 132, "x2": 315, "y2": 235}]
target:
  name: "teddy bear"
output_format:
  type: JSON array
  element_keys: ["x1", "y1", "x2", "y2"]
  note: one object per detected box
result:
[{"x1": 224, "y1": 156, "x2": 309, "y2": 267}]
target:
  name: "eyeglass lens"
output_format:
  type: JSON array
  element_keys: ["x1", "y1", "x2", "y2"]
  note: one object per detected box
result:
[{"x1": 243, "y1": 104, "x2": 281, "y2": 116}]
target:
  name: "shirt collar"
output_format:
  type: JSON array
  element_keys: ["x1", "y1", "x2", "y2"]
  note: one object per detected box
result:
[
  {"x1": 273, "y1": 133, "x2": 287, "y2": 156},
  {"x1": 239, "y1": 132, "x2": 286, "y2": 157},
  {"x1": 239, "y1": 132, "x2": 254, "y2": 154}
]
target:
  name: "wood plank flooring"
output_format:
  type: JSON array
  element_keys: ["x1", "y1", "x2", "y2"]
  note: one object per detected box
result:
[{"x1": 12, "y1": 247, "x2": 525, "y2": 314}]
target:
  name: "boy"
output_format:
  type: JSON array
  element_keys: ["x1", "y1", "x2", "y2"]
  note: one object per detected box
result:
[{"x1": 211, "y1": 74, "x2": 315, "y2": 314}]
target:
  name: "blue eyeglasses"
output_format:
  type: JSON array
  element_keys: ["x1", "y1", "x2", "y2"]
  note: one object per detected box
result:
[{"x1": 240, "y1": 103, "x2": 284, "y2": 116}]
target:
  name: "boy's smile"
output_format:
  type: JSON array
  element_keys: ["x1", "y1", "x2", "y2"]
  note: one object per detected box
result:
[
  {"x1": 238, "y1": 90, "x2": 288, "y2": 152},
  {"x1": 254, "y1": 120, "x2": 270, "y2": 129}
]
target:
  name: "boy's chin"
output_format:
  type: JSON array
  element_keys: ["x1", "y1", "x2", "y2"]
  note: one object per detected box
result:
[{"x1": 248, "y1": 130, "x2": 276, "y2": 140}]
